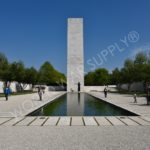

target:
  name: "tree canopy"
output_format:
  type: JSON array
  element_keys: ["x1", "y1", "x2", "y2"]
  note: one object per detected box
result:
[
  {"x1": 0, "y1": 52, "x2": 66, "y2": 86},
  {"x1": 85, "y1": 68, "x2": 110, "y2": 85},
  {"x1": 38, "y1": 61, "x2": 66, "y2": 85},
  {"x1": 85, "y1": 52, "x2": 150, "y2": 88},
  {"x1": 1, "y1": 51, "x2": 149, "y2": 90}
]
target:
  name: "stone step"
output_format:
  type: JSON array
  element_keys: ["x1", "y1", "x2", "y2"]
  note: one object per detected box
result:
[
  {"x1": 106, "y1": 117, "x2": 125, "y2": 125},
  {"x1": 71, "y1": 117, "x2": 84, "y2": 126},
  {"x1": 129, "y1": 117, "x2": 150, "y2": 125},
  {"x1": 140, "y1": 116, "x2": 150, "y2": 123},
  {"x1": 43, "y1": 117, "x2": 59, "y2": 126},
  {"x1": 0, "y1": 116, "x2": 150, "y2": 126},
  {"x1": 117, "y1": 117, "x2": 139, "y2": 126},
  {"x1": 2, "y1": 117, "x2": 24, "y2": 126},
  {"x1": 57, "y1": 117, "x2": 71, "y2": 126},
  {"x1": 0, "y1": 118, "x2": 12, "y2": 125},
  {"x1": 29, "y1": 117, "x2": 48, "y2": 126},
  {"x1": 83, "y1": 117, "x2": 98, "y2": 126},
  {"x1": 95, "y1": 117, "x2": 112, "y2": 126},
  {"x1": 15, "y1": 117, "x2": 36, "y2": 126}
]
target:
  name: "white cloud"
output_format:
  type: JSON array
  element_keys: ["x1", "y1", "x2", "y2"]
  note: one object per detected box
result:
[{"x1": 130, "y1": 44, "x2": 150, "y2": 58}]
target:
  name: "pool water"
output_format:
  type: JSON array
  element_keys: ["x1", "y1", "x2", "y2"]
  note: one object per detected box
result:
[{"x1": 28, "y1": 93, "x2": 137, "y2": 116}]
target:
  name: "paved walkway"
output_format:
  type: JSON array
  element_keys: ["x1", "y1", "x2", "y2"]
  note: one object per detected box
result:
[
  {"x1": 89, "y1": 92, "x2": 150, "y2": 117},
  {"x1": 0, "y1": 92, "x2": 150, "y2": 149},
  {"x1": 0, "y1": 92, "x2": 65, "y2": 117},
  {"x1": 0, "y1": 126, "x2": 150, "y2": 150}
]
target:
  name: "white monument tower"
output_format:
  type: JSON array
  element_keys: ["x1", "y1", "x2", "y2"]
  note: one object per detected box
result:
[{"x1": 67, "y1": 18, "x2": 84, "y2": 92}]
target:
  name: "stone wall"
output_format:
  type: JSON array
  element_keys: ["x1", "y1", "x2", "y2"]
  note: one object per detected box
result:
[
  {"x1": 84, "y1": 85, "x2": 117, "y2": 92},
  {"x1": 0, "y1": 81, "x2": 3, "y2": 93},
  {"x1": 48, "y1": 86, "x2": 66, "y2": 91},
  {"x1": 120, "y1": 82, "x2": 144, "y2": 92},
  {"x1": 47, "y1": 85, "x2": 117, "y2": 92},
  {"x1": 0, "y1": 81, "x2": 32, "y2": 93}
]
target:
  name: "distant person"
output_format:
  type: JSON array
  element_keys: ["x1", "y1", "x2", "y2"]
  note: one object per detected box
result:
[
  {"x1": 4, "y1": 86, "x2": 11, "y2": 101},
  {"x1": 42, "y1": 87, "x2": 45, "y2": 94},
  {"x1": 104, "y1": 87, "x2": 108, "y2": 98},
  {"x1": 78, "y1": 82, "x2": 81, "y2": 92},
  {"x1": 38, "y1": 86, "x2": 43, "y2": 101},
  {"x1": 133, "y1": 93, "x2": 137, "y2": 103}
]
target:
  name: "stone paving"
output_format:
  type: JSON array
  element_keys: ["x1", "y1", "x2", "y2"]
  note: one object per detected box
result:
[
  {"x1": 89, "y1": 92, "x2": 150, "y2": 117},
  {"x1": 0, "y1": 92, "x2": 150, "y2": 150},
  {"x1": 0, "y1": 92, "x2": 65, "y2": 117},
  {"x1": 0, "y1": 126, "x2": 150, "y2": 150},
  {"x1": 0, "y1": 91, "x2": 150, "y2": 127},
  {"x1": 0, "y1": 116, "x2": 150, "y2": 126}
]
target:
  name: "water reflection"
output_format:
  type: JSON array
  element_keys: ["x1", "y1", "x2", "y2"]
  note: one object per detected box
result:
[
  {"x1": 29, "y1": 93, "x2": 137, "y2": 116},
  {"x1": 78, "y1": 93, "x2": 80, "y2": 105},
  {"x1": 67, "y1": 93, "x2": 84, "y2": 116},
  {"x1": 39, "y1": 108, "x2": 44, "y2": 116}
]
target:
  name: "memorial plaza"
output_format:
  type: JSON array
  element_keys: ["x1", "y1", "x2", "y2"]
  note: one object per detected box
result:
[{"x1": 0, "y1": 1, "x2": 150, "y2": 150}]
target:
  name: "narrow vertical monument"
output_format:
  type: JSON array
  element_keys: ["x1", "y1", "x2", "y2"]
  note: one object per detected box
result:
[{"x1": 67, "y1": 18, "x2": 84, "y2": 92}]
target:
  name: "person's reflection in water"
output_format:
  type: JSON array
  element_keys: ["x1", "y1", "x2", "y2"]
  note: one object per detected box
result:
[
  {"x1": 39, "y1": 107, "x2": 44, "y2": 116},
  {"x1": 78, "y1": 93, "x2": 80, "y2": 105}
]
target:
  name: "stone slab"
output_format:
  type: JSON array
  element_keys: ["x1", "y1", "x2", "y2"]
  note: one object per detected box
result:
[
  {"x1": 95, "y1": 117, "x2": 112, "y2": 126},
  {"x1": 129, "y1": 117, "x2": 150, "y2": 125},
  {"x1": 57, "y1": 117, "x2": 71, "y2": 126},
  {"x1": 117, "y1": 117, "x2": 139, "y2": 126},
  {"x1": 0, "y1": 118, "x2": 12, "y2": 125},
  {"x1": 15, "y1": 117, "x2": 36, "y2": 126},
  {"x1": 106, "y1": 117, "x2": 125, "y2": 125},
  {"x1": 2, "y1": 117, "x2": 24, "y2": 126},
  {"x1": 140, "y1": 116, "x2": 150, "y2": 123},
  {"x1": 71, "y1": 117, "x2": 84, "y2": 126},
  {"x1": 43, "y1": 117, "x2": 59, "y2": 126},
  {"x1": 29, "y1": 117, "x2": 48, "y2": 126},
  {"x1": 83, "y1": 117, "x2": 97, "y2": 126}
]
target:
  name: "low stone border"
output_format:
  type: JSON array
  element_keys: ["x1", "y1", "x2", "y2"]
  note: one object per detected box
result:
[{"x1": 1, "y1": 116, "x2": 150, "y2": 126}]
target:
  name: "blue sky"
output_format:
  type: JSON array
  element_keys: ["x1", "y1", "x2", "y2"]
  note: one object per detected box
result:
[{"x1": 0, "y1": 0, "x2": 150, "y2": 74}]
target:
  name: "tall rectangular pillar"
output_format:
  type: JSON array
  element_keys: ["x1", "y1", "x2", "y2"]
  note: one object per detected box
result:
[{"x1": 67, "y1": 18, "x2": 84, "y2": 92}]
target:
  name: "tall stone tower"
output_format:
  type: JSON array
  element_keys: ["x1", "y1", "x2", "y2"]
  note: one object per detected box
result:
[{"x1": 67, "y1": 18, "x2": 84, "y2": 92}]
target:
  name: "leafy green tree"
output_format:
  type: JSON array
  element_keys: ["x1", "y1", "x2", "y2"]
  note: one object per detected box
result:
[
  {"x1": 111, "y1": 68, "x2": 121, "y2": 85},
  {"x1": 0, "y1": 52, "x2": 9, "y2": 82},
  {"x1": 122, "y1": 59, "x2": 135, "y2": 90},
  {"x1": 134, "y1": 52, "x2": 150, "y2": 91},
  {"x1": 0, "y1": 52, "x2": 67, "y2": 91},
  {"x1": 9, "y1": 61, "x2": 25, "y2": 90},
  {"x1": 24, "y1": 67, "x2": 38, "y2": 86},
  {"x1": 85, "y1": 68, "x2": 110, "y2": 85},
  {"x1": 134, "y1": 52, "x2": 148, "y2": 65},
  {"x1": 85, "y1": 72, "x2": 95, "y2": 85},
  {"x1": 94, "y1": 68, "x2": 110, "y2": 85},
  {"x1": 38, "y1": 61, "x2": 66, "y2": 85}
]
